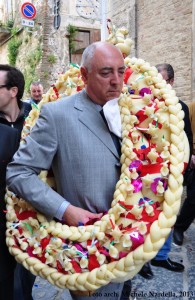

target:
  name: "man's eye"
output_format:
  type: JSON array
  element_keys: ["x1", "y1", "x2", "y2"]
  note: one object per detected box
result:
[{"x1": 101, "y1": 73, "x2": 109, "y2": 76}]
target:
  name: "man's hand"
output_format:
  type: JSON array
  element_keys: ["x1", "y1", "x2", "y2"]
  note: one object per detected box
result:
[{"x1": 63, "y1": 204, "x2": 103, "y2": 226}]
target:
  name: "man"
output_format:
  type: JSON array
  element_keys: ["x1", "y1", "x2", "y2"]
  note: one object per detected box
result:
[
  {"x1": 25, "y1": 81, "x2": 43, "y2": 105},
  {"x1": 0, "y1": 64, "x2": 35, "y2": 300},
  {"x1": 0, "y1": 124, "x2": 19, "y2": 300},
  {"x1": 173, "y1": 101, "x2": 195, "y2": 245},
  {"x1": 139, "y1": 63, "x2": 192, "y2": 279},
  {"x1": 7, "y1": 42, "x2": 126, "y2": 299},
  {"x1": 0, "y1": 64, "x2": 31, "y2": 133}
]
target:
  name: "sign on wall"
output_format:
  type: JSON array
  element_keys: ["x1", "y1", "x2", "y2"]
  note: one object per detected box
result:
[
  {"x1": 21, "y1": 2, "x2": 37, "y2": 20},
  {"x1": 21, "y1": 19, "x2": 34, "y2": 28}
]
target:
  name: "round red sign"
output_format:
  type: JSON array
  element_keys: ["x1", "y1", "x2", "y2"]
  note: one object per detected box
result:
[{"x1": 21, "y1": 2, "x2": 37, "y2": 20}]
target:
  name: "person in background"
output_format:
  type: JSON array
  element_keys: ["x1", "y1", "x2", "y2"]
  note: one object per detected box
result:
[
  {"x1": 24, "y1": 81, "x2": 43, "y2": 105},
  {"x1": 0, "y1": 64, "x2": 31, "y2": 134},
  {"x1": 173, "y1": 100, "x2": 195, "y2": 245},
  {"x1": 0, "y1": 64, "x2": 35, "y2": 300},
  {"x1": 139, "y1": 63, "x2": 192, "y2": 279},
  {"x1": 0, "y1": 124, "x2": 19, "y2": 300},
  {"x1": 7, "y1": 42, "x2": 126, "y2": 300}
]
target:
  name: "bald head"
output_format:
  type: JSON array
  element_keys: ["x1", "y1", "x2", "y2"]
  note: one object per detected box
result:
[
  {"x1": 81, "y1": 42, "x2": 124, "y2": 72},
  {"x1": 80, "y1": 41, "x2": 125, "y2": 105}
]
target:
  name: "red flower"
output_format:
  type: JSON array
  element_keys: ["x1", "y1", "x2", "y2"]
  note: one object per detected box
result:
[{"x1": 88, "y1": 254, "x2": 100, "y2": 271}]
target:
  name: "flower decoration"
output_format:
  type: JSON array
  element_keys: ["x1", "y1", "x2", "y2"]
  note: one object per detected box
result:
[
  {"x1": 151, "y1": 178, "x2": 167, "y2": 194},
  {"x1": 4, "y1": 25, "x2": 189, "y2": 294}
]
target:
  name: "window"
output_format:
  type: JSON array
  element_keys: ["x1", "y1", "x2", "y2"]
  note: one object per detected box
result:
[
  {"x1": 53, "y1": 0, "x2": 61, "y2": 29},
  {"x1": 71, "y1": 28, "x2": 100, "y2": 64}
]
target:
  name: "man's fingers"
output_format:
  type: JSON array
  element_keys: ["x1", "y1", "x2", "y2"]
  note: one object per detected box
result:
[
  {"x1": 88, "y1": 212, "x2": 103, "y2": 219},
  {"x1": 97, "y1": 212, "x2": 103, "y2": 218}
]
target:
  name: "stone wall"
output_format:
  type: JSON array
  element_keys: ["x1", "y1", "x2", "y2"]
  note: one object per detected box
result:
[
  {"x1": 36, "y1": 0, "x2": 101, "y2": 90},
  {"x1": 110, "y1": 0, "x2": 193, "y2": 104},
  {"x1": 0, "y1": 0, "x2": 101, "y2": 93},
  {"x1": 137, "y1": 0, "x2": 192, "y2": 104},
  {"x1": 0, "y1": 40, "x2": 9, "y2": 63},
  {"x1": 0, "y1": 0, "x2": 193, "y2": 102}
]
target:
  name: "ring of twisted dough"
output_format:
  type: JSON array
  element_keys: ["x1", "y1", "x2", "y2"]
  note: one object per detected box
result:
[{"x1": 5, "y1": 57, "x2": 189, "y2": 293}]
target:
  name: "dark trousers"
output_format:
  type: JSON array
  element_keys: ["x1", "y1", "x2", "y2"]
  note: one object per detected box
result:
[
  {"x1": 120, "y1": 280, "x2": 131, "y2": 300},
  {"x1": 0, "y1": 272, "x2": 14, "y2": 300},
  {"x1": 14, "y1": 264, "x2": 36, "y2": 300},
  {"x1": 175, "y1": 171, "x2": 195, "y2": 231}
]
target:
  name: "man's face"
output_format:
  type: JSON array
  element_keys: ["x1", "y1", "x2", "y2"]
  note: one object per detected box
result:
[
  {"x1": 159, "y1": 69, "x2": 174, "y2": 86},
  {"x1": 0, "y1": 71, "x2": 13, "y2": 112},
  {"x1": 30, "y1": 84, "x2": 43, "y2": 102},
  {"x1": 81, "y1": 45, "x2": 125, "y2": 106}
]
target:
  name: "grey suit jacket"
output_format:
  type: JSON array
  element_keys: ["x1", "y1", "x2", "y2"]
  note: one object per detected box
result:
[{"x1": 7, "y1": 90, "x2": 121, "y2": 219}]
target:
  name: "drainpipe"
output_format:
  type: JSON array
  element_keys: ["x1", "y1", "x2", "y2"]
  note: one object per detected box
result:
[
  {"x1": 192, "y1": 0, "x2": 195, "y2": 101},
  {"x1": 129, "y1": 0, "x2": 137, "y2": 58},
  {"x1": 101, "y1": 0, "x2": 107, "y2": 41},
  {"x1": 134, "y1": 0, "x2": 138, "y2": 57}
]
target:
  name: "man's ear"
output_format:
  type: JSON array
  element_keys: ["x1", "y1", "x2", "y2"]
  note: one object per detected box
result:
[
  {"x1": 10, "y1": 86, "x2": 18, "y2": 98},
  {"x1": 169, "y1": 78, "x2": 174, "y2": 86},
  {"x1": 80, "y1": 66, "x2": 88, "y2": 84}
]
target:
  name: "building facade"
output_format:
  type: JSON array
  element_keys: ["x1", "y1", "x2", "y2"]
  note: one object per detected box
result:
[{"x1": 0, "y1": 0, "x2": 194, "y2": 103}]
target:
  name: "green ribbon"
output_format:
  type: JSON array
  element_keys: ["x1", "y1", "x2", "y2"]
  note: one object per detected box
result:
[{"x1": 23, "y1": 222, "x2": 33, "y2": 235}]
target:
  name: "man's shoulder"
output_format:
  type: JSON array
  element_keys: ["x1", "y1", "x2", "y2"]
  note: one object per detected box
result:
[
  {"x1": 19, "y1": 101, "x2": 32, "y2": 119},
  {"x1": 23, "y1": 98, "x2": 32, "y2": 104},
  {"x1": 179, "y1": 99, "x2": 188, "y2": 110},
  {"x1": 22, "y1": 101, "x2": 32, "y2": 112},
  {"x1": 44, "y1": 91, "x2": 84, "y2": 111}
]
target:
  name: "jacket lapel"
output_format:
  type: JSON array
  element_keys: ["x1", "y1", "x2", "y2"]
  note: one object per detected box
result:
[{"x1": 74, "y1": 90, "x2": 120, "y2": 158}]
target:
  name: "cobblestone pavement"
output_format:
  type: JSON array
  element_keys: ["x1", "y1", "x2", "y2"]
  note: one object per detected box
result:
[
  {"x1": 129, "y1": 223, "x2": 195, "y2": 300},
  {"x1": 32, "y1": 221, "x2": 195, "y2": 300}
]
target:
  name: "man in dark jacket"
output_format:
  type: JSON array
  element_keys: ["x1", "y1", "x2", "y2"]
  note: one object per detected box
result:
[
  {"x1": 24, "y1": 81, "x2": 43, "y2": 105},
  {"x1": 0, "y1": 64, "x2": 34, "y2": 300},
  {"x1": 0, "y1": 124, "x2": 19, "y2": 300},
  {"x1": 0, "y1": 64, "x2": 31, "y2": 134}
]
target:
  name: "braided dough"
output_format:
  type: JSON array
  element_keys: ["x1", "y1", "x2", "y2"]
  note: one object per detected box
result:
[{"x1": 5, "y1": 36, "x2": 189, "y2": 293}]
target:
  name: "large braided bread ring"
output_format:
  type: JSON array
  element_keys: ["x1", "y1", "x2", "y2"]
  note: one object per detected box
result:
[{"x1": 5, "y1": 38, "x2": 189, "y2": 293}]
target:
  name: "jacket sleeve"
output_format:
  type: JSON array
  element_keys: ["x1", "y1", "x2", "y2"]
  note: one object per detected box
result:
[
  {"x1": 6, "y1": 104, "x2": 70, "y2": 219},
  {"x1": 180, "y1": 100, "x2": 193, "y2": 158}
]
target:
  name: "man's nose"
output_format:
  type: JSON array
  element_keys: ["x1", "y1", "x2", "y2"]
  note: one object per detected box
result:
[{"x1": 111, "y1": 72, "x2": 121, "y2": 84}]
